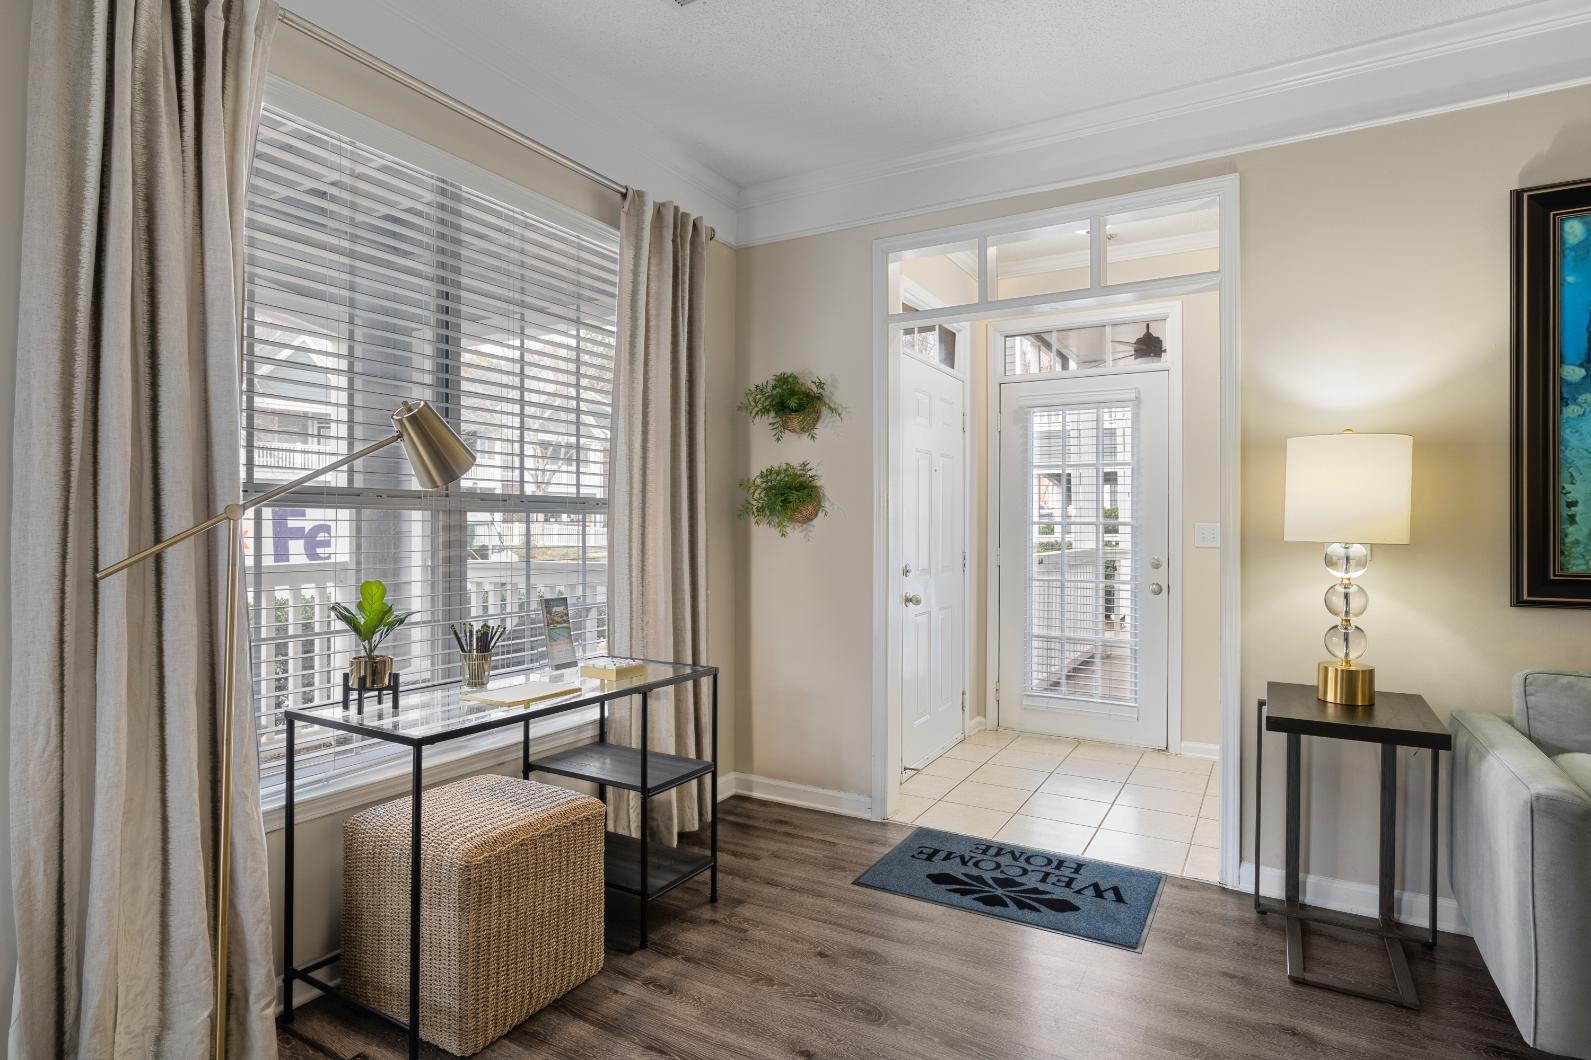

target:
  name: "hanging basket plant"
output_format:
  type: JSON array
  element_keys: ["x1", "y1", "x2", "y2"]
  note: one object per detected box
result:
[
  {"x1": 739, "y1": 371, "x2": 841, "y2": 440},
  {"x1": 737, "y1": 461, "x2": 827, "y2": 536}
]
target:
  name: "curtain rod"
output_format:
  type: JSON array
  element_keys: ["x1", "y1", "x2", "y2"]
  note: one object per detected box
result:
[{"x1": 278, "y1": 8, "x2": 630, "y2": 199}]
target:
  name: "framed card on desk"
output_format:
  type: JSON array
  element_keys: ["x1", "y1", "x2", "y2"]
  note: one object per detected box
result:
[{"x1": 540, "y1": 595, "x2": 577, "y2": 669}]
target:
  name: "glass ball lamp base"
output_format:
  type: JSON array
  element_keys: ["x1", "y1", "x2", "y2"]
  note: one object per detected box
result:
[
  {"x1": 1317, "y1": 661, "x2": 1375, "y2": 705},
  {"x1": 1317, "y1": 543, "x2": 1375, "y2": 705}
]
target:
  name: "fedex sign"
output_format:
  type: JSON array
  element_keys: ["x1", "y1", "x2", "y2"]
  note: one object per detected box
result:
[{"x1": 270, "y1": 508, "x2": 333, "y2": 563}]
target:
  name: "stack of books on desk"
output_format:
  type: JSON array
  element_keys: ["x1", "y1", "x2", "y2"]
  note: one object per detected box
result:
[{"x1": 579, "y1": 656, "x2": 646, "y2": 681}]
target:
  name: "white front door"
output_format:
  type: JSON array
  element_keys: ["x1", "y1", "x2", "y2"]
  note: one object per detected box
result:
[
  {"x1": 901, "y1": 354, "x2": 966, "y2": 768},
  {"x1": 997, "y1": 373, "x2": 1170, "y2": 747}
]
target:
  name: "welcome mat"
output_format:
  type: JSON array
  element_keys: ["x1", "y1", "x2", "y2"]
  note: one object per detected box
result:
[{"x1": 854, "y1": 827, "x2": 1165, "y2": 951}]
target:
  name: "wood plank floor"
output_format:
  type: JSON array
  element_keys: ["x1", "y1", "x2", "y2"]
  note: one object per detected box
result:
[{"x1": 279, "y1": 796, "x2": 1552, "y2": 1060}]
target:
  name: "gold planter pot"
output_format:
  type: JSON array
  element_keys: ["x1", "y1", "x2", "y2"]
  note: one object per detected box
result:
[{"x1": 350, "y1": 654, "x2": 394, "y2": 689}]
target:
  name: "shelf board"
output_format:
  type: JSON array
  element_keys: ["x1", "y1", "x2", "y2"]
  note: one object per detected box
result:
[
  {"x1": 603, "y1": 832, "x2": 713, "y2": 899},
  {"x1": 529, "y1": 742, "x2": 712, "y2": 795}
]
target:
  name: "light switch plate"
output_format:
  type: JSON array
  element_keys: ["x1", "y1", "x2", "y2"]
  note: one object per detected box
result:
[{"x1": 1193, "y1": 523, "x2": 1221, "y2": 548}]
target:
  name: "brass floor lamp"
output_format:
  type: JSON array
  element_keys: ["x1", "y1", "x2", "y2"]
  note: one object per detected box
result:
[{"x1": 96, "y1": 399, "x2": 475, "y2": 1059}]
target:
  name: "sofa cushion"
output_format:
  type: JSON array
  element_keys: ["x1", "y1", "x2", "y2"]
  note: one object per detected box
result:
[
  {"x1": 1514, "y1": 670, "x2": 1591, "y2": 757},
  {"x1": 1555, "y1": 753, "x2": 1591, "y2": 797}
]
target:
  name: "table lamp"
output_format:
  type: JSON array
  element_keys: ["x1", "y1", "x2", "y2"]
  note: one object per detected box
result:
[
  {"x1": 1283, "y1": 430, "x2": 1413, "y2": 706},
  {"x1": 96, "y1": 399, "x2": 473, "y2": 1058}
]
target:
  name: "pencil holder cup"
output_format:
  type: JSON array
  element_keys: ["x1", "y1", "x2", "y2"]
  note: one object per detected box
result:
[{"x1": 460, "y1": 651, "x2": 492, "y2": 689}]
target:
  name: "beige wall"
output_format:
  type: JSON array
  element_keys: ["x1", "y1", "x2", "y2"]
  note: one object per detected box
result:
[
  {"x1": 736, "y1": 81, "x2": 1591, "y2": 900},
  {"x1": 264, "y1": 26, "x2": 741, "y2": 980}
]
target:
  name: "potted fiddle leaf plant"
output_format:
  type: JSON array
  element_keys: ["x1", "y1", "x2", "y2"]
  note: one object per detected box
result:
[
  {"x1": 737, "y1": 461, "x2": 827, "y2": 536},
  {"x1": 331, "y1": 579, "x2": 415, "y2": 689},
  {"x1": 739, "y1": 371, "x2": 841, "y2": 440}
]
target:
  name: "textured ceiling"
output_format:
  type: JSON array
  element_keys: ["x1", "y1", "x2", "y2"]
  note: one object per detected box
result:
[{"x1": 384, "y1": 0, "x2": 1527, "y2": 187}]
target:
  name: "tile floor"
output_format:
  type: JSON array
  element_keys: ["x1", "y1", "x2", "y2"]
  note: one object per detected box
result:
[{"x1": 891, "y1": 729, "x2": 1220, "y2": 881}]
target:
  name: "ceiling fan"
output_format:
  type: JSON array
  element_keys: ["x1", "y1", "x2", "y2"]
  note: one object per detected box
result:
[{"x1": 1112, "y1": 324, "x2": 1164, "y2": 361}]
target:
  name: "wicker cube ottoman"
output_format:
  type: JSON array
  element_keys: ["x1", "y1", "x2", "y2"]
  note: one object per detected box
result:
[{"x1": 342, "y1": 774, "x2": 605, "y2": 1056}]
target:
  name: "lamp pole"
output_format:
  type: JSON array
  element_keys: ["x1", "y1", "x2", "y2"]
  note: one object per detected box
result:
[
  {"x1": 95, "y1": 398, "x2": 474, "y2": 1058},
  {"x1": 96, "y1": 432, "x2": 406, "y2": 1059}
]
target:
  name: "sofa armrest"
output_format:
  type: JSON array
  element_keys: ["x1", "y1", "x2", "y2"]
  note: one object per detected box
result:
[{"x1": 1450, "y1": 711, "x2": 1591, "y2": 1056}]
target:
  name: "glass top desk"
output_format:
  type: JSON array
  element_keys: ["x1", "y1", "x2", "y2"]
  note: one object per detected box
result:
[{"x1": 279, "y1": 659, "x2": 719, "y2": 1059}]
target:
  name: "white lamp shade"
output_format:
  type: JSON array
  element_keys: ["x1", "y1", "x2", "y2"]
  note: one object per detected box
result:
[{"x1": 1284, "y1": 432, "x2": 1413, "y2": 544}]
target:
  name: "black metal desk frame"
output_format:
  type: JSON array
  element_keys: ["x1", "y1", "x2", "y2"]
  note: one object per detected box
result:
[
  {"x1": 1254, "y1": 681, "x2": 1449, "y2": 1009},
  {"x1": 279, "y1": 660, "x2": 719, "y2": 1059}
]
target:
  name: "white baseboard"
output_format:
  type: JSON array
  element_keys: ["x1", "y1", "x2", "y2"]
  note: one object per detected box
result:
[
  {"x1": 719, "y1": 772, "x2": 873, "y2": 819},
  {"x1": 1180, "y1": 740, "x2": 1220, "y2": 760},
  {"x1": 1238, "y1": 861, "x2": 1468, "y2": 936},
  {"x1": 966, "y1": 715, "x2": 988, "y2": 735}
]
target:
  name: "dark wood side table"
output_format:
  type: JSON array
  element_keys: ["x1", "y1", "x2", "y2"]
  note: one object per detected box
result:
[{"x1": 1254, "y1": 681, "x2": 1451, "y2": 1009}]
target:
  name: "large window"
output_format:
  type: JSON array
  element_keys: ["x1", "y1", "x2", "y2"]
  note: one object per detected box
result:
[{"x1": 242, "y1": 100, "x2": 619, "y2": 796}]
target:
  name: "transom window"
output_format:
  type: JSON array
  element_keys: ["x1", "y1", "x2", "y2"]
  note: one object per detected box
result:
[
  {"x1": 241, "y1": 99, "x2": 618, "y2": 796},
  {"x1": 1003, "y1": 317, "x2": 1167, "y2": 376}
]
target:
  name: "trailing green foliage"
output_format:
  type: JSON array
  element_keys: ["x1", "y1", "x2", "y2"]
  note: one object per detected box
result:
[
  {"x1": 330, "y1": 579, "x2": 416, "y2": 660},
  {"x1": 738, "y1": 372, "x2": 841, "y2": 440},
  {"x1": 737, "y1": 461, "x2": 827, "y2": 536}
]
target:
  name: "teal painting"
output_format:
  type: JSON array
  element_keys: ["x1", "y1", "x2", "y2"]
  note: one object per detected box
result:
[
  {"x1": 1559, "y1": 211, "x2": 1591, "y2": 572},
  {"x1": 1513, "y1": 179, "x2": 1591, "y2": 605}
]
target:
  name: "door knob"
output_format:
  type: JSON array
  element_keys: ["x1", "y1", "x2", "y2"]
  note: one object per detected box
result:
[
  {"x1": 1149, "y1": 583, "x2": 1163, "y2": 596},
  {"x1": 904, "y1": 593, "x2": 923, "y2": 606}
]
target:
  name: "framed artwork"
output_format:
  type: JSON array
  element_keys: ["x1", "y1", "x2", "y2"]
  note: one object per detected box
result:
[
  {"x1": 540, "y1": 596, "x2": 578, "y2": 668},
  {"x1": 1513, "y1": 177, "x2": 1591, "y2": 605}
]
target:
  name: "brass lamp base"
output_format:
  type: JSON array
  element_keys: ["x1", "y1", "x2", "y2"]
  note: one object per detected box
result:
[{"x1": 1318, "y1": 661, "x2": 1375, "y2": 705}]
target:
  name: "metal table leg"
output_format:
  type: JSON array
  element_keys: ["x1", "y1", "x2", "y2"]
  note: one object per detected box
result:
[
  {"x1": 282, "y1": 716, "x2": 296, "y2": 1023},
  {"x1": 1254, "y1": 698, "x2": 1265, "y2": 914},
  {"x1": 1428, "y1": 750, "x2": 1440, "y2": 949},
  {"x1": 408, "y1": 747, "x2": 423, "y2": 1059},
  {"x1": 1379, "y1": 744, "x2": 1418, "y2": 1006},
  {"x1": 597, "y1": 701, "x2": 607, "y2": 806},
  {"x1": 710, "y1": 672, "x2": 719, "y2": 903},
  {"x1": 1283, "y1": 732, "x2": 1304, "y2": 978},
  {"x1": 1273, "y1": 737, "x2": 1423, "y2": 1009},
  {"x1": 639, "y1": 689, "x2": 650, "y2": 950}
]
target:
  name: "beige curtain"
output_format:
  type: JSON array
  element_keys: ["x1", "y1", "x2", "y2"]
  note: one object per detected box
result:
[
  {"x1": 10, "y1": 1, "x2": 279, "y2": 1057},
  {"x1": 608, "y1": 191, "x2": 711, "y2": 844}
]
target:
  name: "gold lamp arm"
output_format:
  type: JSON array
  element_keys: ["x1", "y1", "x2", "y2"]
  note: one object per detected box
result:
[{"x1": 95, "y1": 432, "x2": 401, "y2": 581}]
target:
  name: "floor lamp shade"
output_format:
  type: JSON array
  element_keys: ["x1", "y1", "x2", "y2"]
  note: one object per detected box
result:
[
  {"x1": 393, "y1": 399, "x2": 477, "y2": 488},
  {"x1": 1283, "y1": 431, "x2": 1413, "y2": 706},
  {"x1": 1283, "y1": 432, "x2": 1413, "y2": 544}
]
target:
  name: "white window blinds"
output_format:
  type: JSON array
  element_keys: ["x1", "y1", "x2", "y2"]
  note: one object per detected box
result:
[{"x1": 242, "y1": 101, "x2": 619, "y2": 796}]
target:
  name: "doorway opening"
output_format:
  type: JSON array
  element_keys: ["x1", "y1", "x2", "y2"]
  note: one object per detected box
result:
[{"x1": 873, "y1": 176, "x2": 1240, "y2": 886}]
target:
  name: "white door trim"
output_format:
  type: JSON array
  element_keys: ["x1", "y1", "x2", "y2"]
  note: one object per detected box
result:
[
  {"x1": 986, "y1": 302, "x2": 1183, "y2": 751},
  {"x1": 871, "y1": 175, "x2": 1242, "y2": 893}
]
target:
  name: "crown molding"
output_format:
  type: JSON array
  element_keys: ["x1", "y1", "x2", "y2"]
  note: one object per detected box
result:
[
  {"x1": 735, "y1": 0, "x2": 1591, "y2": 246},
  {"x1": 282, "y1": 0, "x2": 744, "y2": 243}
]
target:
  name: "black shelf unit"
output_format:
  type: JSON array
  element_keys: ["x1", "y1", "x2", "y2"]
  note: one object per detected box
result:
[
  {"x1": 525, "y1": 679, "x2": 719, "y2": 950},
  {"x1": 279, "y1": 660, "x2": 718, "y2": 1060},
  {"x1": 529, "y1": 743, "x2": 713, "y2": 794},
  {"x1": 603, "y1": 833, "x2": 713, "y2": 898}
]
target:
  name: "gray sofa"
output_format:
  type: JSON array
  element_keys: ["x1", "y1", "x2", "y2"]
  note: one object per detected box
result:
[{"x1": 1451, "y1": 669, "x2": 1591, "y2": 1059}]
